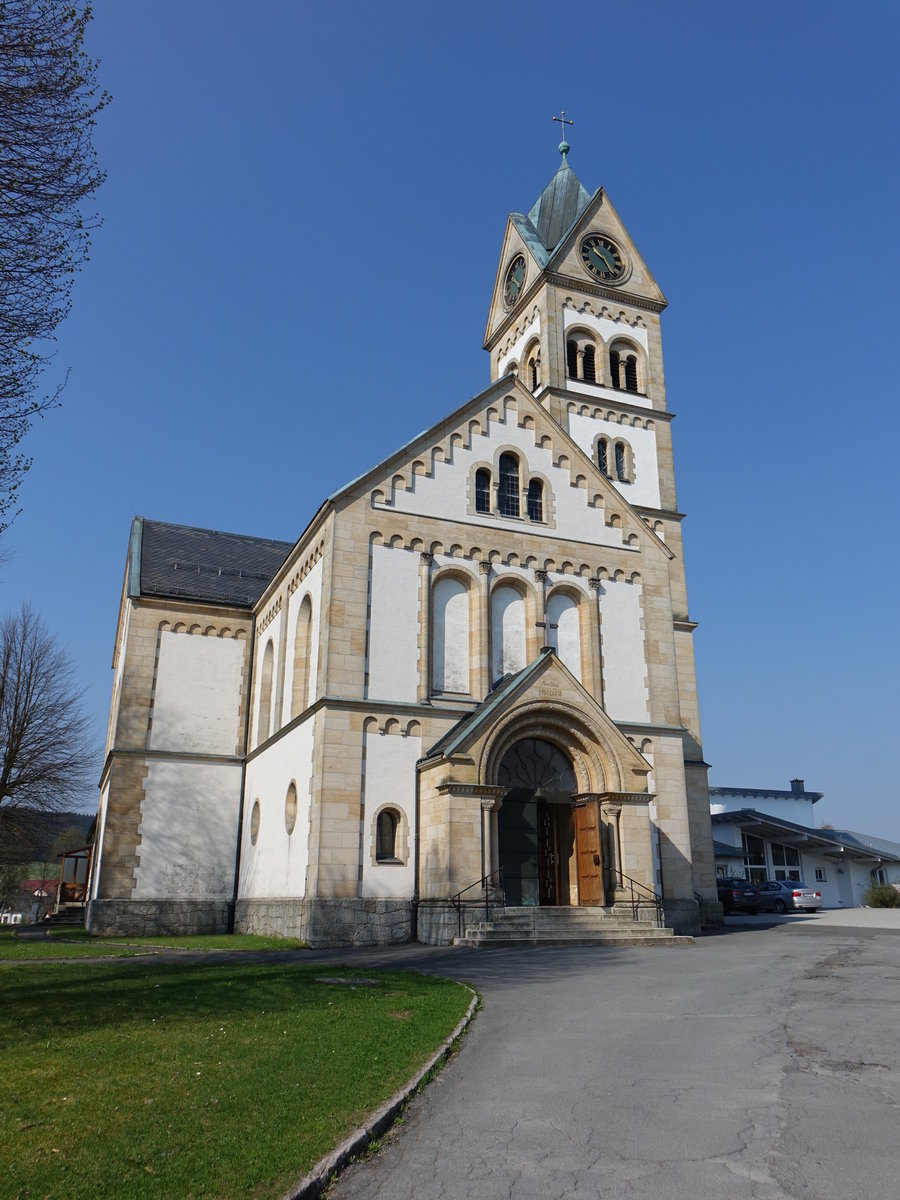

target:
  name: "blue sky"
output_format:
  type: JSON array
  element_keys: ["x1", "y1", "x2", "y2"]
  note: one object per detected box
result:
[{"x1": 4, "y1": 1, "x2": 899, "y2": 837}]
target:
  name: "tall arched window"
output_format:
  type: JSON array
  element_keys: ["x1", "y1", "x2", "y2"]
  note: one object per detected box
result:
[
  {"x1": 291, "y1": 595, "x2": 313, "y2": 718},
  {"x1": 547, "y1": 592, "x2": 582, "y2": 681},
  {"x1": 432, "y1": 576, "x2": 470, "y2": 693},
  {"x1": 596, "y1": 437, "x2": 610, "y2": 476},
  {"x1": 624, "y1": 355, "x2": 639, "y2": 393},
  {"x1": 257, "y1": 640, "x2": 274, "y2": 745},
  {"x1": 491, "y1": 585, "x2": 527, "y2": 680},
  {"x1": 376, "y1": 809, "x2": 400, "y2": 862},
  {"x1": 615, "y1": 441, "x2": 628, "y2": 482},
  {"x1": 582, "y1": 344, "x2": 596, "y2": 383},
  {"x1": 566, "y1": 340, "x2": 579, "y2": 379},
  {"x1": 498, "y1": 453, "x2": 520, "y2": 517},
  {"x1": 527, "y1": 478, "x2": 543, "y2": 522},
  {"x1": 475, "y1": 468, "x2": 491, "y2": 514}
]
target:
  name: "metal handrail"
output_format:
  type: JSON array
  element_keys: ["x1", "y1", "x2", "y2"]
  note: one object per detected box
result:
[
  {"x1": 607, "y1": 867, "x2": 664, "y2": 927},
  {"x1": 450, "y1": 868, "x2": 505, "y2": 939}
]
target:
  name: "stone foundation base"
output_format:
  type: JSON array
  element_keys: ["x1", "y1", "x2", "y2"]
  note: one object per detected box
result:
[
  {"x1": 416, "y1": 901, "x2": 464, "y2": 946},
  {"x1": 662, "y1": 897, "x2": 704, "y2": 936},
  {"x1": 86, "y1": 898, "x2": 233, "y2": 937},
  {"x1": 235, "y1": 897, "x2": 414, "y2": 947}
]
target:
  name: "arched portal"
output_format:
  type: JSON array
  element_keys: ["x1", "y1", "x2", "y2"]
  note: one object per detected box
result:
[{"x1": 496, "y1": 738, "x2": 583, "y2": 907}]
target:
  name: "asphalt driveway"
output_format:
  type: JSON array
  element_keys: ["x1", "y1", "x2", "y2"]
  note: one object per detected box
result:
[{"x1": 315, "y1": 910, "x2": 900, "y2": 1200}]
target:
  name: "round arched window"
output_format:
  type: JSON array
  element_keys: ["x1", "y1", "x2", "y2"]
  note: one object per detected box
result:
[
  {"x1": 285, "y1": 782, "x2": 298, "y2": 835},
  {"x1": 250, "y1": 799, "x2": 261, "y2": 845}
]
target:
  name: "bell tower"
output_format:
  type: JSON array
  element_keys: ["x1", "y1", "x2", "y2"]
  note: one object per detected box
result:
[{"x1": 483, "y1": 131, "x2": 702, "y2": 753}]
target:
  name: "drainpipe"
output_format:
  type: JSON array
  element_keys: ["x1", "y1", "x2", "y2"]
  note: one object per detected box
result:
[
  {"x1": 412, "y1": 757, "x2": 423, "y2": 942},
  {"x1": 229, "y1": 621, "x2": 257, "y2": 933}
]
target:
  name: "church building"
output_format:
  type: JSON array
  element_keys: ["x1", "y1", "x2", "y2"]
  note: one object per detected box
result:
[{"x1": 88, "y1": 143, "x2": 720, "y2": 943}]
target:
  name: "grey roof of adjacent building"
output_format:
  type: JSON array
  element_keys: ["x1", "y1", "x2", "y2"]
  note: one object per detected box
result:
[
  {"x1": 129, "y1": 517, "x2": 294, "y2": 609},
  {"x1": 711, "y1": 809, "x2": 900, "y2": 862},
  {"x1": 710, "y1": 784, "x2": 824, "y2": 803}
]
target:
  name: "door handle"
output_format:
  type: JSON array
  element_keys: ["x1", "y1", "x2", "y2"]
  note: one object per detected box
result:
[{"x1": 593, "y1": 853, "x2": 601, "y2": 865}]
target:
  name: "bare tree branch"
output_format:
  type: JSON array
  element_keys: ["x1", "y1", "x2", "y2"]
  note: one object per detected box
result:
[
  {"x1": 0, "y1": 1, "x2": 109, "y2": 530},
  {"x1": 0, "y1": 605, "x2": 96, "y2": 863}
]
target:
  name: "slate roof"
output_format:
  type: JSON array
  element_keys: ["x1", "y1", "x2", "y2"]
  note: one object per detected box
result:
[{"x1": 131, "y1": 518, "x2": 293, "y2": 609}]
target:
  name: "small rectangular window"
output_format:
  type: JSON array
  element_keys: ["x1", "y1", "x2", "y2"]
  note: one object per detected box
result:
[{"x1": 815, "y1": 868, "x2": 826, "y2": 882}]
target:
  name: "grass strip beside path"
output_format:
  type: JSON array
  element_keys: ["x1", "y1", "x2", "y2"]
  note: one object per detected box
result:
[
  {"x1": 1, "y1": 960, "x2": 472, "y2": 1199},
  {"x1": 0, "y1": 930, "x2": 305, "y2": 960}
]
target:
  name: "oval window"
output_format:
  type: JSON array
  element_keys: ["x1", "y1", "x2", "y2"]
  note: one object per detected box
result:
[
  {"x1": 250, "y1": 799, "x2": 261, "y2": 845},
  {"x1": 285, "y1": 782, "x2": 298, "y2": 835}
]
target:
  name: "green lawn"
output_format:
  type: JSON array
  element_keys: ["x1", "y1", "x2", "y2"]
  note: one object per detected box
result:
[
  {"x1": 0, "y1": 930, "x2": 305, "y2": 960},
  {"x1": 1, "y1": 960, "x2": 473, "y2": 1199}
]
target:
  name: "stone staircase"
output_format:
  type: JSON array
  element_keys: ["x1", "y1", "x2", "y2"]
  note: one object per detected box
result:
[
  {"x1": 453, "y1": 905, "x2": 689, "y2": 949},
  {"x1": 43, "y1": 904, "x2": 86, "y2": 929}
]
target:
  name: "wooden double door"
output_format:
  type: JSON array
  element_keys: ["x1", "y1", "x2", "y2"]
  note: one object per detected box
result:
[{"x1": 537, "y1": 798, "x2": 605, "y2": 907}]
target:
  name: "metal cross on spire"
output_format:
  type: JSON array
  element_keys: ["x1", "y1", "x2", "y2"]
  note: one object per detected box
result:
[{"x1": 553, "y1": 111, "x2": 573, "y2": 156}]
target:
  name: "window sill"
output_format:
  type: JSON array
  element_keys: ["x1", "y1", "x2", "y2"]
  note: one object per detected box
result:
[{"x1": 374, "y1": 858, "x2": 405, "y2": 867}]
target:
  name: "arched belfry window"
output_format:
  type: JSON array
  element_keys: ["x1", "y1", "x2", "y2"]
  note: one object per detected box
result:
[
  {"x1": 376, "y1": 809, "x2": 400, "y2": 862},
  {"x1": 610, "y1": 344, "x2": 641, "y2": 394},
  {"x1": 475, "y1": 468, "x2": 491, "y2": 514},
  {"x1": 582, "y1": 345, "x2": 596, "y2": 384},
  {"x1": 527, "y1": 478, "x2": 543, "y2": 522},
  {"x1": 597, "y1": 437, "x2": 610, "y2": 477},
  {"x1": 528, "y1": 351, "x2": 541, "y2": 391},
  {"x1": 566, "y1": 340, "x2": 578, "y2": 380},
  {"x1": 498, "y1": 453, "x2": 520, "y2": 518},
  {"x1": 624, "y1": 355, "x2": 638, "y2": 393}
]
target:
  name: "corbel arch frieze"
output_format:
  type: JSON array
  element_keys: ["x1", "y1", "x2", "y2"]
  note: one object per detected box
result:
[{"x1": 478, "y1": 699, "x2": 626, "y2": 796}]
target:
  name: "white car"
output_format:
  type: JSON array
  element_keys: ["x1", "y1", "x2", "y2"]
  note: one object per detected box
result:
[{"x1": 757, "y1": 880, "x2": 822, "y2": 913}]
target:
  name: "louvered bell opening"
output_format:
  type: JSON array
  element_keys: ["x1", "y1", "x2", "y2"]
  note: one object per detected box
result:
[
  {"x1": 583, "y1": 345, "x2": 596, "y2": 383},
  {"x1": 566, "y1": 340, "x2": 578, "y2": 379},
  {"x1": 610, "y1": 350, "x2": 621, "y2": 389},
  {"x1": 625, "y1": 355, "x2": 638, "y2": 393}
]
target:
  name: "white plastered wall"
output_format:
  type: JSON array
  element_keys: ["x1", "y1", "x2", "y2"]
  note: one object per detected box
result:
[
  {"x1": 710, "y1": 794, "x2": 819, "y2": 826},
  {"x1": 281, "y1": 558, "x2": 324, "y2": 724},
  {"x1": 498, "y1": 315, "x2": 540, "y2": 376},
  {"x1": 150, "y1": 632, "x2": 245, "y2": 755},
  {"x1": 367, "y1": 543, "x2": 420, "y2": 702},
  {"x1": 238, "y1": 716, "x2": 315, "y2": 899},
  {"x1": 361, "y1": 729, "x2": 421, "y2": 898},
  {"x1": 599, "y1": 581, "x2": 650, "y2": 721},
  {"x1": 385, "y1": 413, "x2": 624, "y2": 548},
  {"x1": 567, "y1": 413, "x2": 661, "y2": 509},
  {"x1": 133, "y1": 761, "x2": 242, "y2": 898}
]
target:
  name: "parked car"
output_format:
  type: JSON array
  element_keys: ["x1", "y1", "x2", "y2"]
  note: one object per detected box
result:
[
  {"x1": 756, "y1": 880, "x2": 822, "y2": 913},
  {"x1": 716, "y1": 877, "x2": 763, "y2": 914}
]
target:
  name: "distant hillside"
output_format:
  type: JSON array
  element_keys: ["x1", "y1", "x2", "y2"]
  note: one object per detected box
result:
[{"x1": 0, "y1": 809, "x2": 95, "y2": 865}]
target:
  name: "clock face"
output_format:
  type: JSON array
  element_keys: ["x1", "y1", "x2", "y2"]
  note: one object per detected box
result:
[
  {"x1": 580, "y1": 235, "x2": 626, "y2": 283},
  {"x1": 503, "y1": 254, "x2": 526, "y2": 307}
]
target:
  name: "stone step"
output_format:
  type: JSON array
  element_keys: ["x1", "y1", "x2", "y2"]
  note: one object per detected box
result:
[{"x1": 454, "y1": 930, "x2": 690, "y2": 949}]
